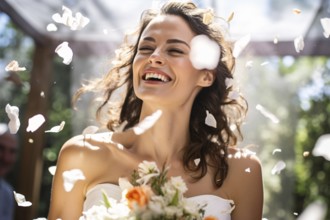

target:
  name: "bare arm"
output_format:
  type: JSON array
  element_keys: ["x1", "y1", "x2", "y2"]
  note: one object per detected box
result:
[{"x1": 228, "y1": 153, "x2": 264, "y2": 220}]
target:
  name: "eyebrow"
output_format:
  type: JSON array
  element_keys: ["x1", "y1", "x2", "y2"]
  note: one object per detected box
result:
[{"x1": 142, "y1": 37, "x2": 190, "y2": 48}]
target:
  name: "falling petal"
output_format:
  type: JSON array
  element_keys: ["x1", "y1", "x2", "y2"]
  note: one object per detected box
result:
[
  {"x1": 48, "y1": 166, "x2": 56, "y2": 175},
  {"x1": 52, "y1": 6, "x2": 89, "y2": 31},
  {"x1": 256, "y1": 104, "x2": 279, "y2": 123},
  {"x1": 245, "y1": 168, "x2": 251, "y2": 173},
  {"x1": 133, "y1": 110, "x2": 162, "y2": 135},
  {"x1": 40, "y1": 91, "x2": 45, "y2": 97},
  {"x1": 55, "y1": 42, "x2": 73, "y2": 65},
  {"x1": 203, "y1": 9, "x2": 214, "y2": 25},
  {"x1": 45, "y1": 121, "x2": 65, "y2": 133},
  {"x1": 5, "y1": 104, "x2": 20, "y2": 134},
  {"x1": 46, "y1": 23, "x2": 57, "y2": 31},
  {"x1": 312, "y1": 134, "x2": 330, "y2": 160},
  {"x1": 293, "y1": 8, "x2": 301, "y2": 14},
  {"x1": 303, "y1": 151, "x2": 310, "y2": 157},
  {"x1": 320, "y1": 18, "x2": 330, "y2": 38},
  {"x1": 82, "y1": 125, "x2": 99, "y2": 135},
  {"x1": 194, "y1": 158, "x2": 201, "y2": 166},
  {"x1": 189, "y1": 35, "x2": 221, "y2": 70},
  {"x1": 297, "y1": 200, "x2": 326, "y2": 220},
  {"x1": 245, "y1": 60, "x2": 254, "y2": 69},
  {"x1": 260, "y1": 61, "x2": 269, "y2": 66},
  {"x1": 272, "y1": 148, "x2": 282, "y2": 155},
  {"x1": 273, "y1": 36, "x2": 279, "y2": 44},
  {"x1": 228, "y1": 90, "x2": 240, "y2": 100},
  {"x1": 233, "y1": 34, "x2": 251, "y2": 58},
  {"x1": 62, "y1": 169, "x2": 85, "y2": 192},
  {"x1": 28, "y1": 138, "x2": 34, "y2": 143},
  {"x1": 294, "y1": 35, "x2": 304, "y2": 53},
  {"x1": 294, "y1": 212, "x2": 299, "y2": 216},
  {"x1": 205, "y1": 110, "x2": 217, "y2": 128},
  {"x1": 26, "y1": 114, "x2": 45, "y2": 132},
  {"x1": 13, "y1": 191, "x2": 32, "y2": 207},
  {"x1": 227, "y1": 11, "x2": 235, "y2": 23},
  {"x1": 271, "y1": 160, "x2": 286, "y2": 175},
  {"x1": 5, "y1": 60, "x2": 26, "y2": 72},
  {"x1": 225, "y1": 78, "x2": 234, "y2": 89}
]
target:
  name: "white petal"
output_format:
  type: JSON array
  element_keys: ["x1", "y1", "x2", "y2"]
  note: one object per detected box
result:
[
  {"x1": 133, "y1": 110, "x2": 162, "y2": 135},
  {"x1": 55, "y1": 42, "x2": 73, "y2": 65},
  {"x1": 194, "y1": 158, "x2": 200, "y2": 166},
  {"x1": 5, "y1": 60, "x2": 26, "y2": 72},
  {"x1": 205, "y1": 110, "x2": 217, "y2": 128},
  {"x1": 271, "y1": 160, "x2": 286, "y2": 175},
  {"x1": 225, "y1": 78, "x2": 234, "y2": 89},
  {"x1": 82, "y1": 125, "x2": 99, "y2": 135},
  {"x1": 256, "y1": 104, "x2": 279, "y2": 123},
  {"x1": 312, "y1": 134, "x2": 330, "y2": 160},
  {"x1": 245, "y1": 60, "x2": 254, "y2": 69},
  {"x1": 294, "y1": 35, "x2": 304, "y2": 53},
  {"x1": 45, "y1": 121, "x2": 65, "y2": 133},
  {"x1": 48, "y1": 166, "x2": 57, "y2": 175},
  {"x1": 62, "y1": 169, "x2": 85, "y2": 192},
  {"x1": 5, "y1": 104, "x2": 20, "y2": 134},
  {"x1": 52, "y1": 6, "x2": 89, "y2": 31},
  {"x1": 272, "y1": 148, "x2": 282, "y2": 155},
  {"x1": 233, "y1": 34, "x2": 251, "y2": 58},
  {"x1": 320, "y1": 18, "x2": 330, "y2": 38},
  {"x1": 297, "y1": 200, "x2": 326, "y2": 220},
  {"x1": 13, "y1": 191, "x2": 32, "y2": 207},
  {"x1": 189, "y1": 35, "x2": 221, "y2": 70},
  {"x1": 26, "y1": 114, "x2": 45, "y2": 132},
  {"x1": 46, "y1": 23, "x2": 58, "y2": 32},
  {"x1": 245, "y1": 167, "x2": 251, "y2": 173}
]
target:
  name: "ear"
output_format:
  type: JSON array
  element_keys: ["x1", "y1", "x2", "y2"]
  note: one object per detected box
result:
[{"x1": 197, "y1": 71, "x2": 215, "y2": 87}]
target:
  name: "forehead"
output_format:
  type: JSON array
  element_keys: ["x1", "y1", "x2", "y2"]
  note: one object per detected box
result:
[{"x1": 140, "y1": 15, "x2": 195, "y2": 42}]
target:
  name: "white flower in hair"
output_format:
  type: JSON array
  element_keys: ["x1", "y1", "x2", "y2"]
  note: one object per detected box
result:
[
  {"x1": 205, "y1": 110, "x2": 217, "y2": 128},
  {"x1": 189, "y1": 35, "x2": 221, "y2": 70}
]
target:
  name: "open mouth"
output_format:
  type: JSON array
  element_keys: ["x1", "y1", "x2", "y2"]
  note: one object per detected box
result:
[{"x1": 142, "y1": 72, "x2": 171, "y2": 82}]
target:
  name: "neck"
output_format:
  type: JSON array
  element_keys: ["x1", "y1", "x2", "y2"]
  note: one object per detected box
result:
[{"x1": 132, "y1": 105, "x2": 192, "y2": 166}]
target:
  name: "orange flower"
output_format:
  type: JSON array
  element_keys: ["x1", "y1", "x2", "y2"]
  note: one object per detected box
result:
[
  {"x1": 203, "y1": 216, "x2": 218, "y2": 220},
  {"x1": 125, "y1": 186, "x2": 151, "y2": 209}
]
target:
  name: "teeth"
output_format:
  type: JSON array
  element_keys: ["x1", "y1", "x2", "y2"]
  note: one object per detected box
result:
[{"x1": 145, "y1": 72, "x2": 169, "y2": 82}]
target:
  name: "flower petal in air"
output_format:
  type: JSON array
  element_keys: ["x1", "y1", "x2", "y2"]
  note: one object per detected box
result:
[
  {"x1": 26, "y1": 114, "x2": 45, "y2": 132},
  {"x1": 5, "y1": 60, "x2": 26, "y2": 72},
  {"x1": 133, "y1": 110, "x2": 162, "y2": 135},
  {"x1": 294, "y1": 35, "x2": 304, "y2": 53},
  {"x1": 46, "y1": 23, "x2": 58, "y2": 32},
  {"x1": 233, "y1": 34, "x2": 251, "y2": 58},
  {"x1": 55, "y1": 41, "x2": 73, "y2": 65},
  {"x1": 271, "y1": 160, "x2": 286, "y2": 175},
  {"x1": 189, "y1": 35, "x2": 221, "y2": 70},
  {"x1": 13, "y1": 191, "x2": 32, "y2": 207},
  {"x1": 320, "y1": 18, "x2": 330, "y2": 38},
  {"x1": 52, "y1": 6, "x2": 90, "y2": 31},
  {"x1": 296, "y1": 200, "x2": 326, "y2": 220},
  {"x1": 48, "y1": 166, "x2": 56, "y2": 175},
  {"x1": 45, "y1": 121, "x2": 65, "y2": 133},
  {"x1": 5, "y1": 104, "x2": 20, "y2": 134},
  {"x1": 62, "y1": 169, "x2": 86, "y2": 192},
  {"x1": 256, "y1": 104, "x2": 279, "y2": 124},
  {"x1": 205, "y1": 110, "x2": 217, "y2": 128},
  {"x1": 312, "y1": 134, "x2": 330, "y2": 161}
]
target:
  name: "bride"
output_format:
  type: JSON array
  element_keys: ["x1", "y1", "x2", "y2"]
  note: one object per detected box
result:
[{"x1": 48, "y1": 1, "x2": 263, "y2": 219}]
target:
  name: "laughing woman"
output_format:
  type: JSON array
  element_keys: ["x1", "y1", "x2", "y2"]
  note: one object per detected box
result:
[{"x1": 48, "y1": 1, "x2": 263, "y2": 219}]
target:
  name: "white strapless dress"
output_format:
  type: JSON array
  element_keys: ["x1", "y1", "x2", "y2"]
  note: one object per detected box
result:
[{"x1": 83, "y1": 183, "x2": 233, "y2": 220}]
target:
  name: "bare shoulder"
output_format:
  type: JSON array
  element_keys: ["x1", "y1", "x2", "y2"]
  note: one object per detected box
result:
[{"x1": 225, "y1": 147, "x2": 264, "y2": 219}]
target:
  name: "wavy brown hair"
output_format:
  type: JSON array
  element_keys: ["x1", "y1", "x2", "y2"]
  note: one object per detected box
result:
[{"x1": 74, "y1": 1, "x2": 247, "y2": 187}]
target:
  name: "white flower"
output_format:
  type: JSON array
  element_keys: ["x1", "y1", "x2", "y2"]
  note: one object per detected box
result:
[
  {"x1": 137, "y1": 161, "x2": 160, "y2": 177},
  {"x1": 168, "y1": 176, "x2": 188, "y2": 194},
  {"x1": 189, "y1": 35, "x2": 221, "y2": 70}
]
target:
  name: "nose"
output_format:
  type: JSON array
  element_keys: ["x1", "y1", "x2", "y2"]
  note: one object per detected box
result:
[{"x1": 148, "y1": 51, "x2": 165, "y2": 66}]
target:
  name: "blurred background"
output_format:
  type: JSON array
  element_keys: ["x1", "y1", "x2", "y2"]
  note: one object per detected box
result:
[{"x1": 0, "y1": 0, "x2": 329, "y2": 219}]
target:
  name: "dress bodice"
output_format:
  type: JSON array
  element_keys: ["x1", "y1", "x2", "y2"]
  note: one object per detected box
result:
[{"x1": 83, "y1": 183, "x2": 233, "y2": 220}]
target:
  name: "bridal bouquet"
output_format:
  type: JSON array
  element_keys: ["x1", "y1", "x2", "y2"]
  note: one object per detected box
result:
[{"x1": 80, "y1": 161, "x2": 215, "y2": 220}]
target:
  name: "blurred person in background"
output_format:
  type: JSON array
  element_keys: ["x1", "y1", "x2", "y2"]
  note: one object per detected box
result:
[{"x1": 0, "y1": 123, "x2": 19, "y2": 220}]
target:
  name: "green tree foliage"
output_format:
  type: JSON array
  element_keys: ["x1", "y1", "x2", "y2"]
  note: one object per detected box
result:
[{"x1": 294, "y1": 58, "x2": 330, "y2": 219}]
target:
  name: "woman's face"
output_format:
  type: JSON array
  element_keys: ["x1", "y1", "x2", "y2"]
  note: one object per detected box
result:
[{"x1": 133, "y1": 15, "x2": 207, "y2": 109}]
